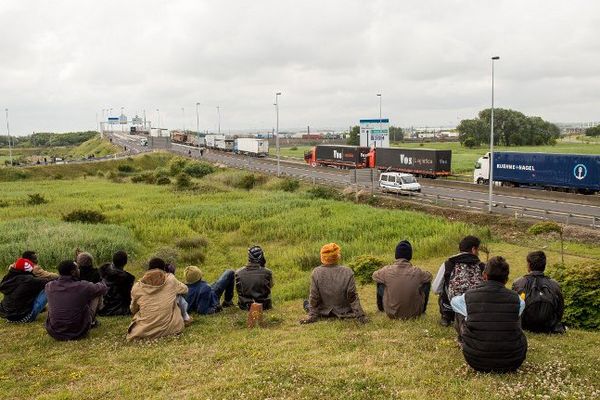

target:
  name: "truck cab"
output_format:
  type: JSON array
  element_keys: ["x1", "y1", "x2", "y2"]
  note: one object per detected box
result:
[{"x1": 473, "y1": 152, "x2": 490, "y2": 184}]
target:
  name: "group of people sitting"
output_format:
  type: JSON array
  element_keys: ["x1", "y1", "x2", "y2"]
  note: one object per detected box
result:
[{"x1": 0, "y1": 236, "x2": 566, "y2": 373}]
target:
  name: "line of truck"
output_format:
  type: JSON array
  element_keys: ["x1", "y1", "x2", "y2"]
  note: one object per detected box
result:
[{"x1": 171, "y1": 133, "x2": 270, "y2": 157}]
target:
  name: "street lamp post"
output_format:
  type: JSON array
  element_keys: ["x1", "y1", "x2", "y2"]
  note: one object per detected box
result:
[
  {"x1": 217, "y1": 106, "x2": 221, "y2": 135},
  {"x1": 195, "y1": 102, "x2": 200, "y2": 134},
  {"x1": 181, "y1": 107, "x2": 185, "y2": 131},
  {"x1": 489, "y1": 56, "x2": 500, "y2": 213},
  {"x1": 376, "y1": 93, "x2": 382, "y2": 148},
  {"x1": 5, "y1": 108, "x2": 12, "y2": 167},
  {"x1": 275, "y1": 92, "x2": 281, "y2": 176},
  {"x1": 156, "y1": 109, "x2": 161, "y2": 135}
]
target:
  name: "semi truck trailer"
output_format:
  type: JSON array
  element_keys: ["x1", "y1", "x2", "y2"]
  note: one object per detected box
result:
[{"x1": 234, "y1": 138, "x2": 269, "y2": 157}]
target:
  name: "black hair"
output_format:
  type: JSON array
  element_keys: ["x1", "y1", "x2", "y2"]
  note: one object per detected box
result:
[
  {"x1": 58, "y1": 260, "x2": 78, "y2": 276},
  {"x1": 459, "y1": 236, "x2": 481, "y2": 253},
  {"x1": 22, "y1": 251, "x2": 37, "y2": 263},
  {"x1": 527, "y1": 251, "x2": 546, "y2": 272},
  {"x1": 112, "y1": 250, "x2": 128, "y2": 269},
  {"x1": 484, "y1": 256, "x2": 510, "y2": 283},
  {"x1": 148, "y1": 257, "x2": 167, "y2": 271}
]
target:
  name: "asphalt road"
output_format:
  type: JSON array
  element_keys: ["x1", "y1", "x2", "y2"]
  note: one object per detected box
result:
[{"x1": 107, "y1": 133, "x2": 600, "y2": 228}]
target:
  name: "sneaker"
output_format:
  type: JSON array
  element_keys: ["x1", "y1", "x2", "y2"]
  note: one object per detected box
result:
[
  {"x1": 439, "y1": 318, "x2": 452, "y2": 327},
  {"x1": 221, "y1": 300, "x2": 235, "y2": 308},
  {"x1": 184, "y1": 317, "x2": 194, "y2": 327}
]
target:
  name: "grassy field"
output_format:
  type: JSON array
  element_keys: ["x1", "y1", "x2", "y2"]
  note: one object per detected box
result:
[
  {"x1": 0, "y1": 154, "x2": 598, "y2": 399},
  {"x1": 272, "y1": 140, "x2": 600, "y2": 176}
]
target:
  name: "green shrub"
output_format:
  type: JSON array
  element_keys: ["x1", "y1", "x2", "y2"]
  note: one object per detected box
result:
[
  {"x1": 548, "y1": 262, "x2": 600, "y2": 330},
  {"x1": 152, "y1": 247, "x2": 180, "y2": 267},
  {"x1": 233, "y1": 173, "x2": 261, "y2": 190},
  {"x1": 290, "y1": 146, "x2": 298, "y2": 151},
  {"x1": 96, "y1": 170, "x2": 105, "y2": 178},
  {"x1": 349, "y1": 255, "x2": 386, "y2": 285},
  {"x1": 295, "y1": 251, "x2": 322, "y2": 271},
  {"x1": 63, "y1": 209, "x2": 107, "y2": 224},
  {"x1": 183, "y1": 161, "x2": 215, "y2": 178},
  {"x1": 180, "y1": 249, "x2": 206, "y2": 265},
  {"x1": 174, "y1": 173, "x2": 193, "y2": 190},
  {"x1": 175, "y1": 237, "x2": 209, "y2": 249},
  {"x1": 278, "y1": 178, "x2": 300, "y2": 192},
  {"x1": 529, "y1": 221, "x2": 563, "y2": 235},
  {"x1": 27, "y1": 193, "x2": 48, "y2": 205},
  {"x1": 131, "y1": 172, "x2": 156, "y2": 184},
  {"x1": 307, "y1": 186, "x2": 341, "y2": 200},
  {"x1": 117, "y1": 164, "x2": 136, "y2": 173},
  {"x1": 53, "y1": 174, "x2": 64, "y2": 180},
  {"x1": 156, "y1": 176, "x2": 171, "y2": 185},
  {"x1": 168, "y1": 157, "x2": 188, "y2": 175}
]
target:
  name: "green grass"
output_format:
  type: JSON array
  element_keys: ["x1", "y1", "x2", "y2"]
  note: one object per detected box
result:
[
  {"x1": 0, "y1": 156, "x2": 598, "y2": 399},
  {"x1": 66, "y1": 135, "x2": 121, "y2": 158}
]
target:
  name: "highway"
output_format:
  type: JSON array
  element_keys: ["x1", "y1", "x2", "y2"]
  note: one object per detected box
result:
[{"x1": 106, "y1": 132, "x2": 600, "y2": 228}]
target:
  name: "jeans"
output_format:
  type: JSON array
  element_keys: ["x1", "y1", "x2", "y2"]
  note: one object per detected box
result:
[
  {"x1": 377, "y1": 282, "x2": 431, "y2": 314},
  {"x1": 177, "y1": 296, "x2": 191, "y2": 321},
  {"x1": 377, "y1": 283, "x2": 385, "y2": 312},
  {"x1": 211, "y1": 270, "x2": 235, "y2": 303},
  {"x1": 10, "y1": 290, "x2": 47, "y2": 323}
]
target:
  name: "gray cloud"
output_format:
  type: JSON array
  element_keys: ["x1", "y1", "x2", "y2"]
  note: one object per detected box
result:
[{"x1": 1, "y1": 0, "x2": 599, "y2": 135}]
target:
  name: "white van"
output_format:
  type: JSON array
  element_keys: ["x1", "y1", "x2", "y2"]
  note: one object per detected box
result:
[{"x1": 379, "y1": 172, "x2": 421, "y2": 193}]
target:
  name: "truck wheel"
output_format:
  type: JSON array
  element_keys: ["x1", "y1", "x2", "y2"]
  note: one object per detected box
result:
[
  {"x1": 477, "y1": 178, "x2": 484, "y2": 185},
  {"x1": 311, "y1": 162, "x2": 316, "y2": 167}
]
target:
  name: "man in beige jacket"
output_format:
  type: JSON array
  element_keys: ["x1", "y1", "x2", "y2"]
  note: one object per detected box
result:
[
  {"x1": 127, "y1": 258, "x2": 189, "y2": 341},
  {"x1": 372, "y1": 240, "x2": 432, "y2": 319}
]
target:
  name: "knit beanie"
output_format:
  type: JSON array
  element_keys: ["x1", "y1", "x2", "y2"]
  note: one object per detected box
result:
[
  {"x1": 184, "y1": 266, "x2": 203, "y2": 285},
  {"x1": 320, "y1": 243, "x2": 341, "y2": 265},
  {"x1": 395, "y1": 240, "x2": 412, "y2": 261},
  {"x1": 13, "y1": 258, "x2": 35, "y2": 272},
  {"x1": 76, "y1": 252, "x2": 94, "y2": 268},
  {"x1": 248, "y1": 246, "x2": 266, "y2": 266}
]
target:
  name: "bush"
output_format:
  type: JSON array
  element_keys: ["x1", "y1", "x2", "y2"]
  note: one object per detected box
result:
[
  {"x1": 156, "y1": 176, "x2": 171, "y2": 185},
  {"x1": 529, "y1": 221, "x2": 563, "y2": 235},
  {"x1": 53, "y1": 174, "x2": 64, "y2": 180},
  {"x1": 307, "y1": 186, "x2": 341, "y2": 200},
  {"x1": 175, "y1": 237, "x2": 209, "y2": 249},
  {"x1": 548, "y1": 262, "x2": 600, "y2": 330},
  {"x1": 183, "y1": 162, "x2": 215, "y2": 178},
  {"x1": 349, "y1": 255, "x2": 386, "y2": 285},
  {"x1": 234, "y1": 174, "x2": 259, "y2": 190},
  {"x1": 117, "y1": 164, "x2": 136, "y2": 173},
  {"x1": 295, "y1": 251, "x2": 322, "y2": 271},
  {"x1": 168, "y1": 157, "x2": 188, "y2": 175},
  {"x1": 290, "y1": 146, "x2": 298, "y2": 151},
  {"x1": 277, "y1": 178, "x2": 300, "y2": 192},
  {"x1": 180, "y1": 249, "x2": 206, "y2": 265},
  {"x1": 131, "y1": 172, "x2": 156, "y2": 184},
  {"x1": 63, "y1": 209, "x2": 107, "y2": 224},
  {"x1": 27, "y1": 193, "x2": 48, "y2": 205},
  {"x1": 174, "y1": 173, "x2": 193, "y2": 190}
]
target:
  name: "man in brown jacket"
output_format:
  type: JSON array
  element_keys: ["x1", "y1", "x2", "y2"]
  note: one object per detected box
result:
[
  {"x1": 127, "y1": 258, "x2": 189, "y2": 341},
  {"x1": 372, "y1": 240, "x2": 432, "y2": 319},
  {"x1": 300, "y1": 243, "x2": 368, "y2": 324}
]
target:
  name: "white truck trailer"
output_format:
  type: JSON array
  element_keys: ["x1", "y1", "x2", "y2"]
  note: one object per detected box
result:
[{"x1": 234, "y1": 138, "x2": 269, "y2": 157}]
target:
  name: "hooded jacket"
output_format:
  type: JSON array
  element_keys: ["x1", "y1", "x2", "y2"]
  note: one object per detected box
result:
[
  {"x1": 307, "y1": 264, "x2": 365, "y2": 319},
  {"x1": 98, "y1": 264, "x2": 135, "y2": 316},
  {"x1": 0, "y1": 269, "x2": 49, "y2": 320},
  {"x1": 127, "y1": 270, "x2": 188, "y2": 341}
]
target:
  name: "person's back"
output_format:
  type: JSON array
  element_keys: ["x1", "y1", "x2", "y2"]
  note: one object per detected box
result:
[
  {"x1": 235, "y1": 246, "x2": 273, "y2": 310},
  {"x1": 453, "y1": 256, "x2": 527, "y2": 373},
  {"x1": 310, "y1": 264, "x2": 358, "y2": 316},
  {"x1": 98, "y1": 263, "x2": 135, "y2": 316},
  {"x1": 45, "y1": 260, "x2": 108, "y2": 341},
  {"x1": 0, "y1": 267, "x2": 48, "y2": 321},
  {"x1": 76, "y1": 252, "x2": 100, "y2": 283},
  {"x1": 186, "y1": 280, "x2": 218, "y2": 314},
  {"x1": 512, "y1": 251, "x2": 565, "y2": 334},
  {"x1": 127, "y1": 269, "x2": 188, "y2": 340}
]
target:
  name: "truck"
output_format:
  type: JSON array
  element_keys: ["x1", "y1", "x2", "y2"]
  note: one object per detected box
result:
[
  {"x1": 474, "y1": 152, "x2": 600, "y2": 194},
  {"x1": 234, "y1": 138, "x2": 269, "y2": 157},
  {"x1": 373, "y1": 148, "x2": 452, "y2": 177},
  {"x1": 304, "y1": 145, "x2": 370, "y2": 168},
  {"x1": 205, "y1": 134, "x2": 225, "y2": 149},
  {"x1": 214, "y1": 138, "x2": 235, "y2": 151}
]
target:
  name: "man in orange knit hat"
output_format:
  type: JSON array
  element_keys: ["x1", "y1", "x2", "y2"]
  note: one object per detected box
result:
[{"x1": 300, "y1": 243, "x2": 368, "y2": 324}]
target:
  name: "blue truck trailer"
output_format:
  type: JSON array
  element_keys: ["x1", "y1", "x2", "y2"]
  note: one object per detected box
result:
[{"x1": 473, "y1": 152, "x2": 600, "y2": 194}]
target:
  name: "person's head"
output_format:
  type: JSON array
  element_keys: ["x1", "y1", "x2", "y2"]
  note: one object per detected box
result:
[
  {"x1": 320, "y1": 243, "x2": 341, "y2": 266},
  {"x1": 148, "y1": 257, "x2": 167, "y2": 271},
  {"x1": 248, "y1": 245, "x2": 266, "y2": 267},
  {"x1": 184, "y1": 266, "x2": 203, "y2": 285},
  {"x1": 395, "y1": 240, "x2": 412, "y2": 261},
  {"x1": 483, "y1": 256, "x2": 510, "y2": 284},
  {"x1": 58, "y1": 260, "x2": 79, "y2": 278},
  {"x1": 76, "y1": 252, "x2": 94, "y2": 269},
  {"x1": 21, "y1": 251, "x2": 38, "y2": 264},
  {"x1": 459, "y1": 236, "x2": 481, "y2": 255},
  {"x1": 526, "y1": 251, "x2": 546, "y2": 272},
  {"x1": 112, "y1": 250, "x2": 128, "y2": 269}
]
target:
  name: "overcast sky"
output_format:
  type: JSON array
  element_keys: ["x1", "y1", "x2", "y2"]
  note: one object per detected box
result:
[{"x1": 1, "y1": 0, "x2": 599, "y2": 135}]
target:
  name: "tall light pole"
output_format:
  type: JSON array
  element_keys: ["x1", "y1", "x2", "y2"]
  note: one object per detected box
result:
[
  {"x1": 489, "y1": 56, "x2": 500, "y2": 213},
  {"x1": 181, "y1": 107, "x2": 185, "y2": 131},
  {"x1": 216, "y1": 106, "x2": 221, "y2": 135},
  {"x1": 5, "y1": 108, "x2": 12, "y2": 167},
  {"x1": 195, "y1": 102, "x2": 200, "y2": 134},
  {"x1": 156, "y1": 109, "x2": 161, "y2": 135},
  {"x1": 275, "y1": 92, "x2": 281, "y2": 176},
  {"x1": 376, "y1": 93, "x2": 382, "y2": 147}
]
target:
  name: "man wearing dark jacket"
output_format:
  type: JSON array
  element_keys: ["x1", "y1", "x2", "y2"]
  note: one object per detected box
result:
[
  {"x1": 512, "y1": 251, "x2": 565, "y2": 334},
  {"x1": 432, "y1": 236, "x2": 485, "y2": 327},
  {"x1": 451, "y1": 256, "x2": 527, "y2": 373},
  {"x1": 235, "y1": 246, "x2": 273, "y2": 311},
  {"x1": 45, "y1": 260, "x2": 108, "y2": 341},
  {"x1": 97, "y1": 251, "x2": 135, "y2": 316},
  {"x1": 76, "y1": 252, "x2": 100, "y2": 283},
  {"x1": 0, "y1": 259, "x2": 52, "y2": 323},
  {"x1": 184, "y1": 266, "x2": 235, "y2": 314}
]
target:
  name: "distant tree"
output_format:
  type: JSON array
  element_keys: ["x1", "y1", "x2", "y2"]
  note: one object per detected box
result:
[
  {"x1": 458, "y1": 109, "x2": 559, "y2": 147},
  {"x1": 347, "y1": 126, "x2": 360, "y2": 145},
  {"x1": 585, "y1": 126, "x2": 600, "y2": 137},
  {"x1": 389, "y1": 126, "x2": 404, "y2": 142}
]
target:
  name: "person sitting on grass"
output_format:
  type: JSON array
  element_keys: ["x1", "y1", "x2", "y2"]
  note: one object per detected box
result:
[
  {"x1": 300, "y1": 243, "x2": 368, "y2": 324},
  {"x1": 235, "y1": 246, "x2": 274, "y2": 311},
  {"x1": 184, "y1": 266, "x2": 235, "y2": 315},
  {"x1": 8, "y1": 251, "x2": 58, "y2": 280},
  {"x1": 127, "y1": 257, "x2": 190, "y2": 341},
  {"x1": 45, "y1": 260, "x2": 108, "y2": 341},
  {"x1": 512, "y1": 251, "x2": 565, "y2": 334},
  {"x1": 0, "y1": 254, "x2": 54, "y2": 323},
  {"x1": 98, "y1": 251, "x2": 136, "y2": 316},
  {"x1": 372, "y1": 240, "x2": 432, "y2": 319},
  {"x1": 76, "y1": 251, "x2": 101, "y2": 283},
  {"x1": 451, "y1": 256, "x2": 527, "y2": 373}
]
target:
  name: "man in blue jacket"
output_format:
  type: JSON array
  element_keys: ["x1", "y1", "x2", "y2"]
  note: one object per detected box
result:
[{"x1": 184, "y1": 266, "x2": 235, "y2": 315}]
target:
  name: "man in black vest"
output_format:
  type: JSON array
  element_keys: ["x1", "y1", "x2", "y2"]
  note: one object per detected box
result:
[{"x1": 451, "y1": 256, "x2": 527, "y2": 373}]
